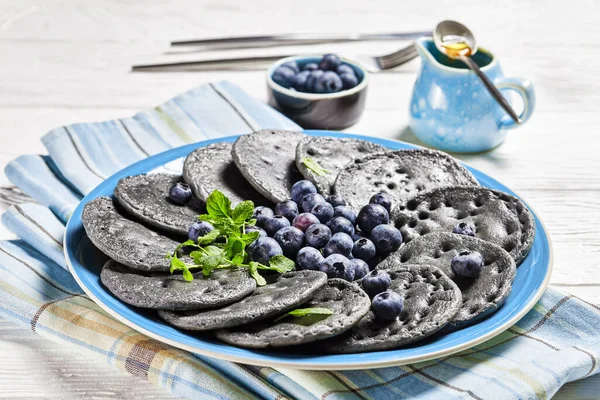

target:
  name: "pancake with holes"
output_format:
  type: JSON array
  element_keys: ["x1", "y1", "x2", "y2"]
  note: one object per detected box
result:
[
  {"x1": 158, "y1": 270, "x2": 327, "y2": 331},
  {"x1": 382, "y1": 232, "x2": 516, "y2": 331},
  {"x1": 114, "y1": 173, "x2": 204, "y2": 237},
  {"x1": 215, "y1": 279, "x2": 370, "y2": 348},
  {"x1": 231, "y1": 129, "x2": 305, "y2": 204},
  {"x1": 295, "y1": 136, "x2": 387, "y2": 195},
  {"x1": 100, "y1": 260, "x2": 256, "y2": 311},
  {"x1": 323, "y1": 264, "x2": 462, "y2": 353},
  {"x1": 334, "y1": 149, "x2": 479, "y2": 211},
  {"x1": 183, "y1": 142, "x2": 269, "y2": 206},
  {"x1": 83, "y1": 196, "x2": 190, "y2": 272},
  {"x1": 392, "y1": 186, "x2": 535, "y2": 265}
]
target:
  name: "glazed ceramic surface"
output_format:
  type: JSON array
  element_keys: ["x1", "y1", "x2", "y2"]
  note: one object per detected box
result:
[
  {"x1": 267, "y1": 56, "x2": 368, "y2": 130},
  {"x1": 409, "y1": 38, "x2": 536, "y2": 153},
  {"x1": 64, "y1": 131, "x2": 552, "y2": 370}
]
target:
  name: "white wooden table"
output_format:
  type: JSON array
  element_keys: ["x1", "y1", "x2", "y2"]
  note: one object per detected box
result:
[{"x1": 0, "y1": 0, "x2": 599, "y2": 398}]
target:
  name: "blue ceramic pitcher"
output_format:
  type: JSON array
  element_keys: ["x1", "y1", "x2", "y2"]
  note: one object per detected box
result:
[{"x1": 409, "y1": 38, "x2": 535, "y2": 153}]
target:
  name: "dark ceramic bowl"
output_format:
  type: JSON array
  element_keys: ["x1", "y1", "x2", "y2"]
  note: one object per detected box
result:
[{"x1": 267, "y1": 55, "x2": 369, "y2": 130}]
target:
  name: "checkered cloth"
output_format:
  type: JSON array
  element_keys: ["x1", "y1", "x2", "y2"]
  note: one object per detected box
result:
[{"x1": 1, "y1": 82, "x2": 599, "y2": 399}]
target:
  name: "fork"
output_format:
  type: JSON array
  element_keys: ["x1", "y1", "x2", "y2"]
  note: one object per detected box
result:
[{"x1": 131, "y1": 42, "x2": 421, "y2": 73}]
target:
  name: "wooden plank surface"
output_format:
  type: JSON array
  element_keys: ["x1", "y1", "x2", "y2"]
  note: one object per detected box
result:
[{"x1": 0, "y1": 0, "x2": 598, "y2": 398}]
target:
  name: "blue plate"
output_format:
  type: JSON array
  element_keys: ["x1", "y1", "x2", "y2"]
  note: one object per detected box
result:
[{"x1": 64, "y1": 131, "x2": 552, "y2": 370}]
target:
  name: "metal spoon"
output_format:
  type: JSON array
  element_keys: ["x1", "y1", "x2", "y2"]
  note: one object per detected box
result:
[{"x1": 433, "y1": 20, "x2": 521, "y2": 124}]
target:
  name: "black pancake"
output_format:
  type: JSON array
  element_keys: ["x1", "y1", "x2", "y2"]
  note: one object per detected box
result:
[
  {"x1": 114, "y1": 173, "x2": 204, "y2": 237},
  {"x1": 158, "y1": 270, "x2": 327, "y2": 331},
  {"x1": 382, "y1": 233, "x2": 516, "y2": 331},
  {"x1": 82, "y1": 196, "x2": 186, "y2": 272},
  {"x1": 183, "y1": 142, "x2": 269, "y2": 206},
  {"x1": 323, "y1": 264, "x2": 462, "y2": 353},
  {"x1": 333, "y1": 149, "x2": 479, "y2": 211},
  {"x1": 295, "y1": 136, "x2": 387, "y2": 195},
  {"x1": 392, "y1": 186, "x2": 535, "y2": 265},
  {"x1": 231, "y1": 129, "x2": 305, "y2": 203},
  {"x1": 215, "y1": 279, "x2": 370, "y2": 348},
  {"x1": 100, "y1": 260, "x2": 256, "y2": 311}
]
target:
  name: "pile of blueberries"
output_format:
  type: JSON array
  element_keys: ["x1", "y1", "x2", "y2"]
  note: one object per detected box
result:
[{"x1": 271, "y1": 54, "x2": 359, "y2": 94}]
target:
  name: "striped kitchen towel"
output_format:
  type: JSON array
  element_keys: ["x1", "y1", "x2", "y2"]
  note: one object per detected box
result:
[{"x1": 1, "y1": 81, "x2": 599, "y2": 399}]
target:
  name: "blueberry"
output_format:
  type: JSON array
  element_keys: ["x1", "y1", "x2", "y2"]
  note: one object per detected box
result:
[
  {"x1": 370, "y1": 225, "x2": 403, "y2": 255},
  {"x1": 451, "y1": 250, "x2": 484, "y2": 278},
  {"x1": 188, "y1": 221, "x2": 214, "y2": 242},
  {"x1": 356, "y1": 204, "x2": 389, "y2": 235},
  {"x1": 350, "y1": 258, "x2": 369, "y2": 280},
  {"x1": 272, "y1": 65, "x2": 297, "y2": 88},
  {"x1": 294, "y1": 70, "x2": 311, "y2": 92},
  {"x1": 333, "y1": 206, "x2": 357, "y2": 225},
  {"x1": 275, "y1": 200, "x2": 299, "y2": 222},
  {"x1": 291, "y1": 180, "x2": 317, "y2": 203},
  {"x1": 253, "y1": 206, "x2": 275, "y2": 227},
  {"x1": 282, "y1": 60, "x2": 299, "y2": 73},
  {"x1": 301, "y1": 193, "x2": 326, "y2": 213},
  {"x1": 247, "y1": 237, "x2": 283, "y2": 265},
  {"x1": 320, "y1": 254, "x2": 354, "y2": 280},
  {"x1": 263, "y1": 215, "x2": 291, "y2": 236},
  {"x1": 339, "y1": 73, "x2": 359, "y2": 90},
  {"x1": 292, "y1": 212, "x2": 320, "y2": 232},
  {"x1": 323, "y1": 232, "x2": 354, "y2": 257},
  {"x1": 361, "y1": 270, "x2": 391, "y2": 297},
  {"x1": 303, "y1": 62, "x2": 319, "y2": 71},
  {"x1": 273, "y1": 226, "x2": 305, "y2": 257},
  {"x1": 352, "y1": 237, "x2": 377, "y2": 261},
  {"x1": 305, "y1": 70, "x2": 324, "y2": 93},
  {"x1": 370, "y1": 192, "x2": 393, "y2": 214},
  {"x1": 452, "y1": 222, "x2": 476, "y2": 237},
  {"x1": 371, "y1": 291, "x2": 403, "y2": 321},
  {"x1": 351, "y1": 232, "x2": 364, "y2": 242},
  {"x1": 319, "y1": 54, "x2": 341, "y2": 71},
  {"x1": 336, "y1": 64, "x2": 355, "y2": 76},
  {"x1": 311, "y1": 202, "x2": 334, "y2": 223},
  {"x1": 305, "y1": 223, "x2": 332, "y2": 248},
  {"x1": 245, "y1": 225, "x2": 267, "y2": 238},
  {"x1": 327, "y1": 217, "x2": 355, "y2": 236},
  {"x1": 169, "y1": 182, "x2": 192, "y2": 205},
  {"x1": 314, "y1": 71, "x2": 343, "y2": 94},
  {"x1": 296, "y1": 247, "x2": 324, "y2": 271},
  {"x1": 326, "y1": 194, "x2": 346, "y2": 207}
]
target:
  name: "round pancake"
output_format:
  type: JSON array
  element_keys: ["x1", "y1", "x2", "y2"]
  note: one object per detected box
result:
[
  {"x1": 382, "y1": 232, "x2": 516, "y2": 331},
  {"x1": 333, "y1": 149, "x2": 479, "y2": 211},
  {"x1": 232, "y1": 129, "x2": 305, "y2": 204},
  {"x1": 158, "y1": 270, "x2": 327, "y2": 331},
  {"x1": 101, "y1": 260, "x2": 256, "y2": 311},
  {"x1": 183, "y1": 142, "x2": 269, "y2": 206},
  {"x1": 215, "y1": 279, "x2": 370, "y2": 349},
  {"x1": 82, "y1": 196, "x2": 185, "y2": 272},
  {"x1": 392, "y1": 186, "x2": 535, "y2": 265},
  {"x1": 323, "y1": 264, "x2": 462, "y2": 353},
  {"x1": 114, "y1": 173, "x2": 204, "y2": 237},
  {"x1": 295, "y1": 136, "x2": 387, "y2": 195}
]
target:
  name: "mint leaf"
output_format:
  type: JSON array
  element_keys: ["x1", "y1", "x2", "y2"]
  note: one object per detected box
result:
[
  {"x1": 206, "y1": 190, "x2": 232, "y2": 219},
  {"x1": 232, "y1": 200, "x2": 255, "y2": 225},
  {"x1": 170, "y1": 256, "x2": 187, "y2": 273},
  {"x1": 241, "y1": 231, "x2": 260, "y2": 245},
  {"x1": 248, "y1": 261, "x2": 267, "y2": 286},
  {"x1": 224, "y1": 237, "x2": 245, "y2": 259},
  {"x1": 275, "y1": 307, "x2": 332, "y2": 322},
  {"x1": 197, "y1": 229, "x2": 220, "y2": 245},
  {"x1": 193, "y1": 246, "x2": 227, "y2": 276},
  {"x1": 264, "y1": 255, "x2": 295, "y2": 273},
  {"x1": 231, "y1": 252, "x2": 245, "y2": 266},
  {"x1": 301, "y1": 157, "x2": 329, "y2": 176},
  {"x1": 182, "y1": 268, "x2": 194, "y2": 282},
  {"x1": 246, "y1": 218, "x2": 257, "y2": 226}
]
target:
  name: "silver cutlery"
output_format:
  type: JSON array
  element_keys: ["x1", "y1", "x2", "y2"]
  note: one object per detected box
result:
[{"x1": 132, "y1": 42, "x2": 420, "y2": 72}]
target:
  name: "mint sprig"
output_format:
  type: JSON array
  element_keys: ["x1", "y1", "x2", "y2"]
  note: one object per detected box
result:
[
  {"x1": 167, "y1": 190, "x2": 295, "y2": 285},
  {"x1": 274, "y1": 307, "x2": 333, "y2": 322},
  {"x1": 301, "y1": 157, "x2": 329, "y2": 176}
]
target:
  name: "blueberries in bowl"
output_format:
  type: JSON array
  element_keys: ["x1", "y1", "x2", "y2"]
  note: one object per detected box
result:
[
  {"x1": 314, "y1": 71, "x2": 343, "y2": 94},
  {"x1": 272, "y1": 65, "x2": 297, "y2": 88},
  {"x1": 319, "y1": 54, "x2": 341, "y2": 71}
]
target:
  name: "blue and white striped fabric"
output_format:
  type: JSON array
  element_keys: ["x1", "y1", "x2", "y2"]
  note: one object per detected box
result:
[{"x1": 1, "y1": 81, "x2": 599, "y2": 400}]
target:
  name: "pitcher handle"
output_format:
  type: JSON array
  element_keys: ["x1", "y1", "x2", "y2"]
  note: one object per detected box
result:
[{"x1": 495, "y1": 77, "x2": 536, "y2": 130}]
